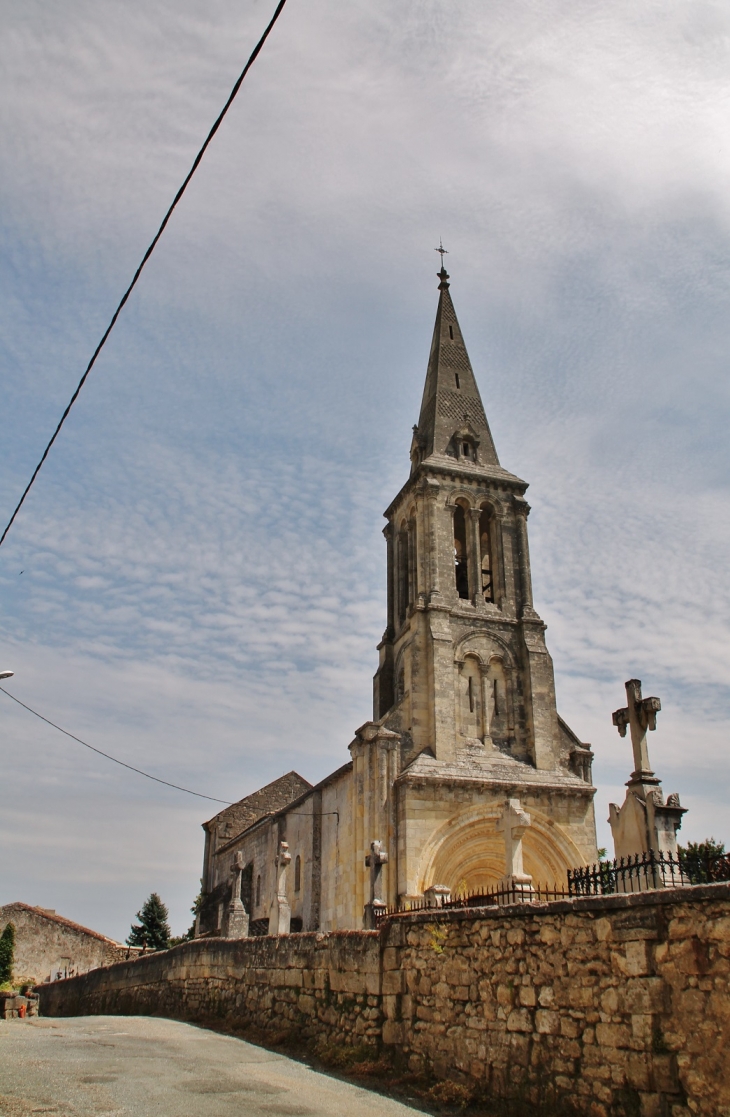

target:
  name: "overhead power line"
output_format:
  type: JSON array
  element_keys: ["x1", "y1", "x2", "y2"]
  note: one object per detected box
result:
[
  {"x1": 0, "y1": 685, "x2": 233, "y2": 804},
  {"x1": 0, "y1": 0, "x2": 290, "y2": 550}
]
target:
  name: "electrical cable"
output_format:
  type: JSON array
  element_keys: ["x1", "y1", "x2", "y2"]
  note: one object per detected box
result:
[
  {"x1": 0, "y1": 685, "x2": 233, "y2": 804},
  {"x1": 0, "y1": 0, "x2": 290, "y2": 550}
]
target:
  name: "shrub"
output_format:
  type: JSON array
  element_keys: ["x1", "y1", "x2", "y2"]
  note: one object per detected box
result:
[{"x1": 0, "y1": 922, "x2": 16, "y2": 985}]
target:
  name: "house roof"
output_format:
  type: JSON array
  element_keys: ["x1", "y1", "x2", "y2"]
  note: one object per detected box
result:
[{"x1": 204, "y1": 770, "x2": 313, "y2": 838}]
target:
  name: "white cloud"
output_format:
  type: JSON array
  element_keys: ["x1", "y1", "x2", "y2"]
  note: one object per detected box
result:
[{"x1": 1, "y1": 0, "x2": 729, "y2": 938}]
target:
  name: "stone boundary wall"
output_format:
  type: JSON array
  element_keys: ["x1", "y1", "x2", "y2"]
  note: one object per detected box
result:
[
  {"x1": 37, "y1": 930, "x2": 383, "y2": 1049},
  {"x1": 37, "y1": 884, "x2": 730, "y2": 1117}
]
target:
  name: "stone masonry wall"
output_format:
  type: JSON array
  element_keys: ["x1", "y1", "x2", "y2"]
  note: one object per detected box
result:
[
  {"x1": 37, "y1": 885, "x2": 730, "y2": 1117},
  {"x1": 38, "y1": 930, "x2": 383, "y2": 1049},
  {"x1": 383, "y1": 885, "x2": 730, "y2": 1117}
]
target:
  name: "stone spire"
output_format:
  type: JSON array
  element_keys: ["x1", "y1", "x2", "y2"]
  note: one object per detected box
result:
[{"x1": 412, "y1": 267, "x2": 500, "y2": 468}]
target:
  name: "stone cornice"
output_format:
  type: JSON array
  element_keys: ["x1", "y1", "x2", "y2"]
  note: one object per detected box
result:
[
  {"x1": 384, "y1": 460, "x2": 527, "y2": 520},
  {"x1": 396, "y1": 768, "x2": 596, "y2": 797}
]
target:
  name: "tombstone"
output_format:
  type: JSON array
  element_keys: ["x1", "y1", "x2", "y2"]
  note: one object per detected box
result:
[
  {"x1": 424, "y1": 884, "x2": 451, "y2": 908},
  {"x1": 363, "y1": 840, "x2": 388, "y2": 928},
  {"x1": 609, "y1": 678, "x2": 686, "y2": 864},
  {"x1": 222, "y1": 850, "x2": 249, "y2": 939},
  {"x1": 496, "y1": 799, "x2": 534, "y2": 899},
  {"x1": 268, "y1": 841, "x2": 292, "y2": 936}
]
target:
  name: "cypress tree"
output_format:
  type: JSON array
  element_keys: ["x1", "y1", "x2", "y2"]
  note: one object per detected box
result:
[
  {"x1": 126, "y1": 893, "x2": 171, "y2": 951},
  {"x1": 0, "y1": 922, "x2": 16, "y2": 984}
]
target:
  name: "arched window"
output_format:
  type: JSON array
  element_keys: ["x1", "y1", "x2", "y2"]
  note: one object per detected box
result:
[
  {"x1": 479, "y1": 505, "x2": 494, "y2": 603},
  {"x1": 461, "y1": 655, "x2": 481, "y2": 739},
  {"x1": 397, "y1": 525, "x2": 409, "y2": 623},
  {"x1": 453, "y1": 504, "x2": 469, "y2": 599},
  {"x1": 294, "y1": 855, "x2": 301, "y2": 892},
  {"x1": 255, "y1": 874, "x2": 261, "y2": 908},
  {"x1": 241, "y1": 862, "x2": 253, "y2": 913},
  {"x1": 488, "y1": 658, "x2": 507, "y2": 745},
  {"x1": 395, "y1": 664, "x2": 405, "y2": 703}
]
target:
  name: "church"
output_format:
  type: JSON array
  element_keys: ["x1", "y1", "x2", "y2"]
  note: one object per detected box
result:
[{"x1": 197, "y1": 264, "x2": 598, "y2": 937}]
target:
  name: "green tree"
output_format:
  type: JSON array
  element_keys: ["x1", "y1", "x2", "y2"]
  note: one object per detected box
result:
[
  {"x1": 169, "y1": 883, "x2": 203, "y2": 947},
  {"x1": 678, "y1": 837, "x2": 725, "y2": 858},
  {"x1": 127, "y1": 893, "x2": 171, "y2": 951},
  {"x1": 678, "y1": 838, "x2": 726, "y2": 883},
  {"x1": 0, "y1": 921, "x2": 16, "y2": 985}
]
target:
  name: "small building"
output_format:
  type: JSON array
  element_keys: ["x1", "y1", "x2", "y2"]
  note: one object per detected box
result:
[{"x1": 0, "y1": 903, "x2": 134, "y2": 984}]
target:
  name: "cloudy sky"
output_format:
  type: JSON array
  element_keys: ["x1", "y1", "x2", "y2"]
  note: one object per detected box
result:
[{"x1": 1, "y1": 0, "x2": 729, "y2": 941}]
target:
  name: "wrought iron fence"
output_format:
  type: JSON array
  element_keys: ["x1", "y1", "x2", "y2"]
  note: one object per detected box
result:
[
  {"x1": 568, "y1": 848, "x2": 730, "y2": 896},
  {"x1": 373, "y1": 880, "x2": 570, "y2": 925},
  {"x1": 373, "y1": 848, "x2": 730, "y2": 925}
]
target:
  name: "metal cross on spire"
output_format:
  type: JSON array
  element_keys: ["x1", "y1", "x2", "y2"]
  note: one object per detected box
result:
[{"x1": 435, "y1": 239, "x2": 448, "y2": 267}]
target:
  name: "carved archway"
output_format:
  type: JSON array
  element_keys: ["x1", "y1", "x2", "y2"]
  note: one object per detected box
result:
[{"x1": 415, "y1": 802, "x2": 586, "y2": 894}]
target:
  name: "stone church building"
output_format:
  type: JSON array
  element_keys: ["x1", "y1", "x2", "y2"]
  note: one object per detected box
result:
[{"x1": 198, "y1": 266, "x2": 598, "y2": 937}]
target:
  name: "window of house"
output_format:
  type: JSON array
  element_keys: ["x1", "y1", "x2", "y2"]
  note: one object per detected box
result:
[
  {"x1": 294, "y1": 855, "x2": 301, "y2": 892},
  {"x1": 255, "y1": 874, "x2": 261, "y2": 907}
]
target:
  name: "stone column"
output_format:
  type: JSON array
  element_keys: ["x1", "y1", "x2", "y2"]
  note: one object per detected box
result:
[
  {"x1": 268, "y1": 841, "x2": 292, "y2": 936},
  {"x1": 496, "y1": 799, "x2": 533, "y2": 898},
  {"x1": 223, "y1": 850, "x2": 249, "y2": 938},
  {"x1": 363, "y1": 840, "x2": 388, "y2": 929},
  {"x1": 480, "y1": 670, "x2": 493, "y2": 747},
  {"x1": 513, "y1": 500, "x2": 536, "y2": 617},
  {"x1": 424, "y1": 480, "x2": 442, "y2": 602}
]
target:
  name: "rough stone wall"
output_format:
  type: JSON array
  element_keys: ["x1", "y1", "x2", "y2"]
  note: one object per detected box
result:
[
  {"x1": 0, "y1": 903, "x2": 130, "y2": 985},
  {"x1": 383, "y1": 886, "x2": 730, "y2": 1117},
  {"x1": 37, "y1": 885, "x2": 730, "y2": 1117},
  {"x1": 38, "y1": 931, "x2": 383, "y2": 1049}
]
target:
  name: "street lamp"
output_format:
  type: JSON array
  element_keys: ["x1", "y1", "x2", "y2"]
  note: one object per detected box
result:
[{"x1": 0, "y1": 671, "x2": 14, "y2": 680}]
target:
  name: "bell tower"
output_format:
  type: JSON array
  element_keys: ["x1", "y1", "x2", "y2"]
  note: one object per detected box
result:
[{"x1": 374, "y1": 265, "x2": 577, "y2": 774}]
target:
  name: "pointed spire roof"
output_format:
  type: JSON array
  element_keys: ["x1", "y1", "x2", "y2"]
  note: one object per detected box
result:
[{"x1": 415, "y1": 267, "x2": 500, "y2": 467}]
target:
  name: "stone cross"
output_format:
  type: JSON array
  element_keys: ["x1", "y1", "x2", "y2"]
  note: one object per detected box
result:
[
  {"x1": 231, "y1": 850, "x2": 245, "y2": 904},
  {"x1": 363, "y1": 840, "x2": 388, "y2": 929},
  {"x1": 268, "y1": 840, "x2": 292, "y2": 936},
  {"x1": 496, "y1": 799, "x2": 533, "y2": 894},
  {"x1": 609, "y1": 677, "x2": 686, "y2": 863},
  {"x1": 612, "y1": 678, "x2": 661, "y2": 779},
  {"x1": 223, "y1": 850, "x2": 249, "y2": 939}
]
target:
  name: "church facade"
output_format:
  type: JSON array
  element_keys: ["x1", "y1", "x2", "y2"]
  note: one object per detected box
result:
[{"x1": 198, "y1": 267, "x2": 598, "y2": 937}]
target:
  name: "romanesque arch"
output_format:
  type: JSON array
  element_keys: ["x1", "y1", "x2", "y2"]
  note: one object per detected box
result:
[{"x1": 415, "y1": 802, "x2": 586, "y2": 895}]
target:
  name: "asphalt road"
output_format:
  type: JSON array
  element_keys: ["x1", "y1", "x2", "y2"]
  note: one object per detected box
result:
[{"x1": 0, "y1": 1016, "x2": 419, "y2": 1117}]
